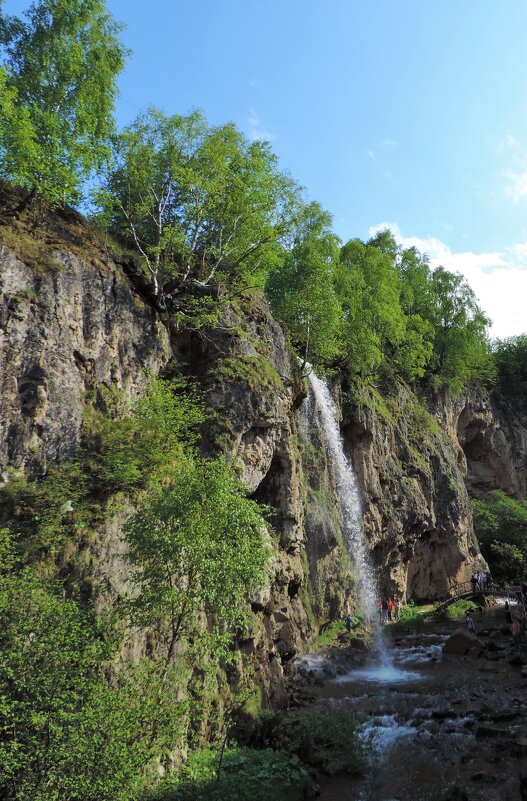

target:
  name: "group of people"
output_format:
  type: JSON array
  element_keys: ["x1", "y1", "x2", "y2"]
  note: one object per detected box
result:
[
  {"x1": 377, "y1": 597, "x2": 401, "y2": 623},
  {"x1": 470, "y1": 570, "x2": 491, "y2": 591}
]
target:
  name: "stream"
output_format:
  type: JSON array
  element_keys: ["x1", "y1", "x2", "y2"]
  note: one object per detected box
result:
[{"x1": 301, "y1": 607, "x2": 527, "y2": 801}]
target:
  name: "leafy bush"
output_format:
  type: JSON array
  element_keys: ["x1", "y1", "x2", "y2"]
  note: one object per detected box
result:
[
  {"x1": 252, "y1": 706, "x2": 365, "y2": 776},
  {"x1": 445, "y1": 599, "x2": 477, "y2": 620},
  {"x1": 389, "y1": 603, "x2": 427, "y2": 631},
  {"x1": 472, "y1": 491, "x2": 527, "y2": 580},
  {"x1": 0, "y1": 553, "x2": 186, "y2": 801},
  {"x1": 308, "y1": 619, "x2": 347, "y2": 650},
  {"x1": 144, "y1": 747, "x2": 309, "y2": 801},
  {"x1": 492, "y1": 334, "x2": 527, "y2": 398}
]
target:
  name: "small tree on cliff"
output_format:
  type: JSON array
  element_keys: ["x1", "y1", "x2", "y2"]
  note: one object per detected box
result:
[
  {"x1": 0, "y1": 0, "x2": 128, "y2": 206},
  {"x1": 95, "y1": 108, "x2": 301, "y2": 296},
  {"x1": 124, "y1": 457, "x2": 270, "y2": 664}
]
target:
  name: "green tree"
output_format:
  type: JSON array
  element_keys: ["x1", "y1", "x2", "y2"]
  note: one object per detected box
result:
[
  {"x1": 0, "y1": 553, "x2": 185, "y2": 801},
  {"x1": 0, "y1": 65, "x2": 39, "y2": 182},
  {"x1": 96, "y1": 108, "x2": 301, "y2": 296},
  {"x1": 426, "y1": 267, "x2": 494, "y2": 391},
  {"x1": 472, "y1": 491, "x2": 527, "y2": 581},
  {"x1": 0, "y1": 0, "x2": 127, "y2": 205},
  {"x1": 125, "y1": 457, "x2": 270, "y2": 664},
  {"x1": 335, "y1": 237, "x2": 406, "y2": 378},
  {"x1": 492, "y1": 334, "x2": 527, "y2": 398},
  {"x1": 266, "y1": 202, "x2": 342, "y2": 367}
]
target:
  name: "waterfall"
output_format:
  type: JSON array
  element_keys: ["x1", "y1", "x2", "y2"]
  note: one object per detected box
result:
[{"x1": 306, "y1": 370, "x2": 389, "y2": 660}]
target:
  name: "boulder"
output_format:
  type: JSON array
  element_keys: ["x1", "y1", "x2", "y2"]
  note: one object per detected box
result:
[{"x1": 443, "y1": 627, "x2": 481, "y2": 656}]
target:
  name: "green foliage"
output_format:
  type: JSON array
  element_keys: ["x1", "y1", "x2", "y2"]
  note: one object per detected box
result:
[
  {"x1": 145, "y1": 747, "x2": 309, "y2": 801},
  {"x1": 0, "y1": 370, "x2": 273, "y2": 798},
  {"x1": 445, "y1": 599, "x2": 477, "y2": 619},
  {"x1": 425, "y1": 267, "x2": 495, "y2": 391},
  {"x1": 335, "y1": 236, "x2": 407, "y2": 378},
  {"x1": 95, "y1": 108, "x2": 301, "y2": 295},
  {"x1": 492, "y1": 334, "x2": 527, "y2": 398},
  {"x1": 253, "y1": 706, "x2": 365, "y2": 776},
  {"x1": 0, "y1": 378, "x2": 202, "y2": 560},
  {"x1": 0, "y1": 549, "x2": 186, "y2": 801},
  {"x1": 125, "y1": 457, "x2": 270, "y2": 662},
  {"x1": 82, "y1": 377, "x2": 203, "y2": 493},
  {"x1": 266, "y1": 202, "x2": 342, "y2": 366},
  {"x1": 0, "y1": 0, "x2": 128, "y2": 205},
  {"x1": 308, "y1": 619, "x2": 346, "y2": 650},
  {"x1": 388, "y1": 603, "x2": 426, "y2": 631},
  {"x1": 472, "y1": 490, "x2": 527, "y2": 580},
  {"x1": 0, "y1": 65, "x2": 38, "y2": 182}
]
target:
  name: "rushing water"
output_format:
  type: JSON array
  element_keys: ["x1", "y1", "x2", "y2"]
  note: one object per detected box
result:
[
  {"x1": 316, "y1": 608, "x2": 527, "y2": 801},
  {"x1": 306, "y1": 371, "x2": 388, "y2": 660}
]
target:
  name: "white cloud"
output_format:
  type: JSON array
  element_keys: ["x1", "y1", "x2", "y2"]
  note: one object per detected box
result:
[
  {"x1": 381, "y1": 138, "x2": 396, "y2": 148},
  {"x1": 247, "y1": 110, "x2": 275, "y2": 142},
  {"x1": 368, "y1": 223, "x2": 527, "y2": 338},
  {"x1": 504, "y1": 169, "x2": 527, "y2": 202}
]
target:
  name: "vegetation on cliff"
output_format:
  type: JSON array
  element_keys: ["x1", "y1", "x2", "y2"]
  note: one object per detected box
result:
[
  {"x1": 1, "y1": 1, "x2": 526, "y2": 798},
  {"x1": 1, "y1": 0, "x2": 497, "y2": 396},
  {"x1": 472, "y1": 490, "x2": 527, "y2": 581},
  {"x1": 0, "y1": 378, "x2": 272, "y2": 800}
]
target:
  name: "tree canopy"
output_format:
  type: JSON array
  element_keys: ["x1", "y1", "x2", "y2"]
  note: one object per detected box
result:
[
  {"x1": 95, "y1": 108, "x2": 302, "y2": 295},
  {"x1": 492, "y1": 334, "x2": 527, "y2": 398},
  {"x1": 0, "y1": 0, "x2": 127, "y2": 205}
]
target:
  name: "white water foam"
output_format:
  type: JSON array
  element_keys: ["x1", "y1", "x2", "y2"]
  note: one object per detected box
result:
[
  {"x1": 332, "y1": 664, "x2": 422, "y2": 685},
  {"x1": 359, "y1": 714, "x2": 417, "y2": 749}
]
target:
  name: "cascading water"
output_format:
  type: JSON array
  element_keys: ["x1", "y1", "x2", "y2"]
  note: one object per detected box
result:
[{"x1": 306, "y1": 370, "x2": 390, "y2": 663}]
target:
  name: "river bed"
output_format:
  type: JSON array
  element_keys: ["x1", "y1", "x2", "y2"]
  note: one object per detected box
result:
[{"x1": 309, "y1": 608, "x2": 527, "y2": 801}]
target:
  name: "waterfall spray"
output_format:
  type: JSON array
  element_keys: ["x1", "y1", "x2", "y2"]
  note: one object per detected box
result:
[{"x1": 306, "y1": 370, "x2": 389, "y2": 662}]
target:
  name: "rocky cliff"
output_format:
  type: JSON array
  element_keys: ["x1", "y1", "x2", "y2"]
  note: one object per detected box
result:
[{"x1": 1, "y1": 207, "x2": 524, "y2": 706}]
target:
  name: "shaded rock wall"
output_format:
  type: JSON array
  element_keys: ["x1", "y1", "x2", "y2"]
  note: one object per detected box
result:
[
  {"x1": 0, "y1": 245, "x2": 171, "y2": 478},
  {"x1": 454, "y1": 385, "x2": 527, "y2": 499},
  {"x1": 341, "y1": 381, "x2": 483, "y2": 602}
]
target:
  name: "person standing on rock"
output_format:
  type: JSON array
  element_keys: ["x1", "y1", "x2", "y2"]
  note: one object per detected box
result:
[
  {"x1": 465, "y1": 610, "x2": 477, "y2": 635},
  {"x1": 394, "y1": 598, "x2": 401, "y2": 620},
  {"x1": 344, "y1": 614, "x2": 354, "y2": 633},
  {"x1": 381, "y1": 598, "x2": 388, "y2": 624},
  {"x1": 387, "y1": 598, "x2": 393, "y2": 622},
  {"x1": 505, "y1": 601, "x2": 513, "y2": 625},
  {"x1": 471, "y1": 573, "x2": 478, "y2": 593}
]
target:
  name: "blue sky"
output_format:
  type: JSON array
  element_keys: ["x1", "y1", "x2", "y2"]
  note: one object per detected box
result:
[{"x1": 5, "y1": 0, "x2": 527, "y2": 336}]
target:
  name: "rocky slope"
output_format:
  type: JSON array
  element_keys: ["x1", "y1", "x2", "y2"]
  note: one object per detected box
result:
[{"x1": 1, "y1": 205, "x2": 525, "y2": 704}]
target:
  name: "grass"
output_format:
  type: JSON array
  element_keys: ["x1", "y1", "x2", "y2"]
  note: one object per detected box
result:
[
  {"x1": 307, "y1": 619, "x2": 347, "y2": 650},
  {"x1": 387, "y1": 603, "x2": 432, "y2": 632},
  {"x1": 444, "y1": 599, "x2": 477, "y2": 620}
]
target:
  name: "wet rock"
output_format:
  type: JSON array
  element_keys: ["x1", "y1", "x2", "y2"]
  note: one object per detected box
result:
[
  {"x1": 443, "y1": 628, "x2": 481, "y2": 656},
  {"x1": 431, "y1": 708, "x2": 456, "y2": 719},
  {"x1": 490, "y1": 710, "x2": 519, "y2": 722},
  {"x1": 470, "y1": 771, "x2": 502, "y2": 783},
  {"x1": 475, "y1": 725, "x2": 508, "y2": 738}
]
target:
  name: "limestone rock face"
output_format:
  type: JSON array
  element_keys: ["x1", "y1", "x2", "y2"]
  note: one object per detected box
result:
[
  {"x1": 454, "y1": 385, "x2": 527, "y2": 499},
  {"x1": 341, "y1": 381, "x2": 484, "y2": 602},
  {"x1": 0, "y1": 246, "x2": 171, "y2": 478},
  {"x1": 1, "y1": 215, "x2": 526, "y2": 708},
  {"x1": 172, "y1": 295, "x2": 351, "y2": 703}
]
